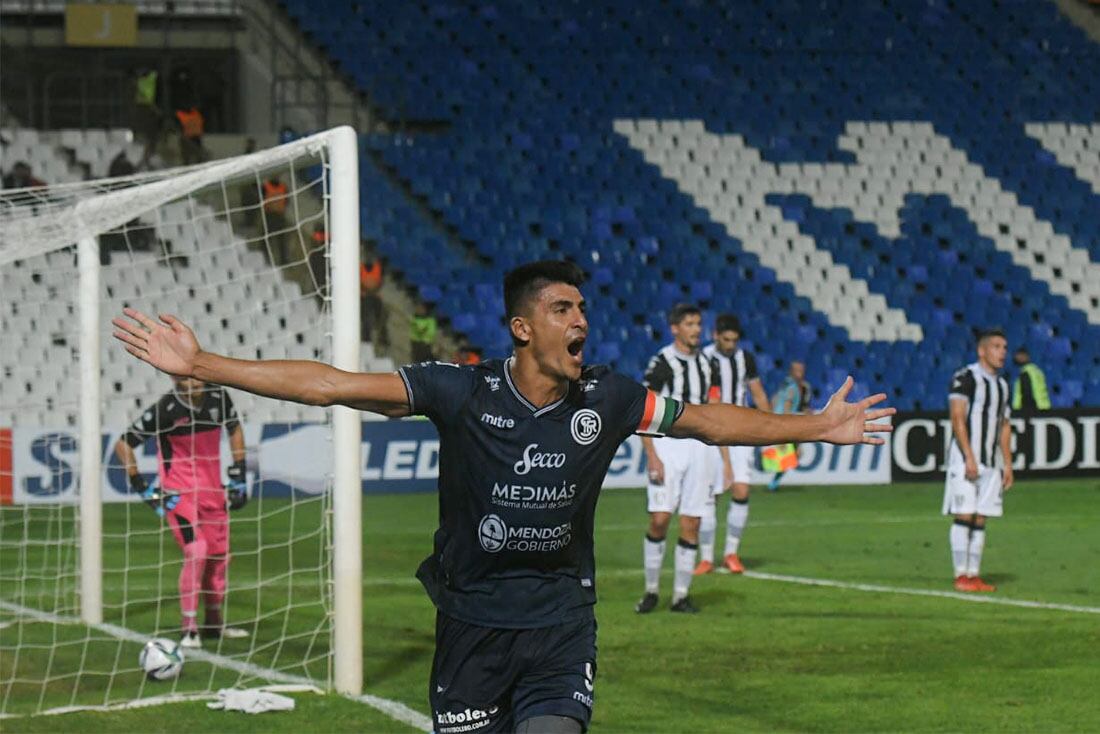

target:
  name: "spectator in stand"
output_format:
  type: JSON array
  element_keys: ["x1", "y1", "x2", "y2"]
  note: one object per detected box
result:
[
  {"x1": 175, "y1": 103, "x2": 206, "y2": 166},
  {"x1": 359, "y1": 248, "x2": 388, "y2": 346},
  {"x1": 108, "y1": 150, "x2": 136, "y2": 178},
  {"x1": 102, "y1": 149, "x2": 155, "y2": 263},
  {"x1": 261, "y1": 175, "x2": 289, "y2": 264},
  {"x1": 307, "y1": 223, "x2": 328, "y2": 301},
  {"x1": 410, "y1": 302, "x2": 438, "y2": 363},
  {"x1": 3, "y1": 161, "x2": 45, "y2": 190},
  {"x1": 454, "y1": 343, "x2": 482, "y2": 365},
  {"x1": 132, "y1": 68, "x2": 161, "y2": 169},
  {"x1": 1012, "y1": 347, "x2": 1050, "y2": 412}
]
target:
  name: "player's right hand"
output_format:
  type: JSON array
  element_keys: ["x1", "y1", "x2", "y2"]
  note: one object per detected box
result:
[
  {"x1": 130, "y1": 474, "x2": 178, "y2": 517},
  {"x1": 646, "y1": 454, "x2": 665, "y2": 486},
  {"x1": 964, "y1": 456, "x2": 979, "y2": 481},
  {"x1": 111, "y1": 308, "x2": 201, "y2": 378}
]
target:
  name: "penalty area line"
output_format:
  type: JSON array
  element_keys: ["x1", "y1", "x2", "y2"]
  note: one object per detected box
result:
[{"x1": 0, "y1": 599, "x2": 432, "y2": 731}]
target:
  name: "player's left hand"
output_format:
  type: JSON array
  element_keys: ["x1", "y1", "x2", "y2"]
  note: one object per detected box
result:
[
  {"x1": 1002, "y1": 465, "x2": 1014, "y2": 491},
  {"x1": 819, "y1": 377, "x2": 895, "y2": 446},
  {"x1": 226, "y1": 460, "x2": 249, "y2": 511},
  {"x1": 723, "y1": 462, "x2": 735, "y2": 491}
]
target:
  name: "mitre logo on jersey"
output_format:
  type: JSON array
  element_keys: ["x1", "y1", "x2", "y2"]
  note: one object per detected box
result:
[
  {"x1": 477, "y1": 514, "x2": 572, "y2": 553},
  {"x1": 513, "y1": 443, "x2": 566, "y2": 475},
  {"x1": 480, "y1": 412, "x2": 515, "y2": 429},
  {"x1": 570, "y1": 409, "x2": 601, "y2": 445}
]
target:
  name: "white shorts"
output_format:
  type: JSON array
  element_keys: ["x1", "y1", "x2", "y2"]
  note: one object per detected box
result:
[
  {"x1": 647, "y1": 437, "x2": 719, "y2": 517},
  {"x1": 942, "y1": 460, "x2": 1004, "y2": 517},
  {"x1": 713, "y1": 445, "x2": 754, "y2": 494}
]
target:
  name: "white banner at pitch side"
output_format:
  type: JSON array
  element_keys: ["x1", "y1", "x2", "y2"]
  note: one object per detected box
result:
[
  {"x1": 5, "y1": 421, "x2": 890, "y2": 504},
  {"x1": 602, "y1": 435, "x2": 891, "y2": 487}
]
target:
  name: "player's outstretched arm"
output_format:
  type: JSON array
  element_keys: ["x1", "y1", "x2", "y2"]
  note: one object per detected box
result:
[
  {"x1": 669, "y1": 376, "x2": 894, "y2": 446},
  {"x1": 112, "y1": 308, "x2": 411, "y2": 417}
]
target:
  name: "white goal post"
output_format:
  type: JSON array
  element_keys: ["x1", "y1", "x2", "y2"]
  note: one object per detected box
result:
[{"x1": 0, "y1": 125, "x2": 363, "y2": 710}]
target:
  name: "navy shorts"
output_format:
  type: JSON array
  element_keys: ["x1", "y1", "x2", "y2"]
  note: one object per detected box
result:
[{"x1": 429, "y1": 612, "x2": 597, "y2": 733}]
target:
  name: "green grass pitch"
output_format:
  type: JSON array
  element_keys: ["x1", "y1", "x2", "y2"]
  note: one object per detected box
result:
[{"x1": 3, "y1": 479, "x2": 1099, "y2": 732}]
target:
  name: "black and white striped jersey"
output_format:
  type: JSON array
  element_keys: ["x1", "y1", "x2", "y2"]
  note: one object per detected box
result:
[
  {"x1": 948, "y1": 362, "x2": 1011, "y2": 467},
  {"x1": 644, "y1": 344, "x2": 715, "y2": 405},
  {"x1": 702, "y1": 344, "x2": 758, "y2": 407}
]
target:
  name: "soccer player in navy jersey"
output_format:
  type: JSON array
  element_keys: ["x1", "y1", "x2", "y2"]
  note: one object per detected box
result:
[{"x1": 113, "y1": 260, "x2": 893, "y2": 734}]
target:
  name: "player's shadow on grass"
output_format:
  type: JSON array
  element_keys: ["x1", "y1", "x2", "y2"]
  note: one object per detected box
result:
[
  {"x1": 740, "y1": 556, "x2": 770, "y2": 570},
  {"x1": 981, "y1": 572, "x2": 1017, "y2": 586}
]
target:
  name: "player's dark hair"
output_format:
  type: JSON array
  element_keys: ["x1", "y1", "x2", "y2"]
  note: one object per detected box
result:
[
  {"x1": 1015, "y1": 346, "x2": 1029, "y2": 356},
  {"x1": 503, "y1": 260, "x2": 586, "y2": 319},
  {"x1": 668, "y1": 303, "x2": 701, "y2": 326},
  {"x1": 715, "y1": 313, "x2": 742, "y2": 335},
  {"x1": 976, "y1": 326, "x2": 1006, "y2": 345}
]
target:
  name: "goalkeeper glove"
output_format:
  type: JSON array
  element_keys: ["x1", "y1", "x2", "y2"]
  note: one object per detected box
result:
[
  {"x1": 129, "y1": 474, "x2": 179, "y2": 517},
  {"x1": 226, "y1": 460, "x2": 248, "y2": 511}
]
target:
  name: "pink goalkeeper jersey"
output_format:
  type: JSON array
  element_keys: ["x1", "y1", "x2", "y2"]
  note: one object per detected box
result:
[{"x1": 123, "y1": 387, "x2": 239, "y2": 491}]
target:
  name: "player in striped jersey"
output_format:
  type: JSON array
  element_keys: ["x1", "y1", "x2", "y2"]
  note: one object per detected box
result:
[
  {"x1": 944, "y1": 328, "x2": 1015, "y2": 593},
  {"x1": 696, "y1": 314, "x2": 771, "y2": 575},
  {"x1": 636, "y1": 304, "x2": 729, "y2": 613}
]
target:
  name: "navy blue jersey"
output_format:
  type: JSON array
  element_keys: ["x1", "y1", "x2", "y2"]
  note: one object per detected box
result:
[{"x1": 398, "y1": 358, "x2": 683, "y2": 629}]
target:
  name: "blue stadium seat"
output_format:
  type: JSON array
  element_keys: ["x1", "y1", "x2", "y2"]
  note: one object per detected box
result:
[{"x1": 277, "y1": 0, "x2": 1100, "y2": 399}]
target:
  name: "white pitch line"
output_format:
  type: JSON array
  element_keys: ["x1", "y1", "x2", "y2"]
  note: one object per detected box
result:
[
  {"x1": 599, "y1": 516, "x2": 942, "y2": 532},
  {"x1": 738, "y1": 571, "x2": 1100, "y2": 614},
  {"x1": 10, "y1": 565, "x2": 1100, "y2": 617},
  {"x1": 0, "y1": 599, "x2": 432, "y2": 731}
]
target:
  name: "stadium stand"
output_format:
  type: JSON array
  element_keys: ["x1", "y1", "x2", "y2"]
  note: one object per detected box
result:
[
  {"x1": 286, "y1": 0, "x2": 1100, "y2": 409},
  {"x1": 0, "y1": 168, "x2": 395, "y2": 428}
]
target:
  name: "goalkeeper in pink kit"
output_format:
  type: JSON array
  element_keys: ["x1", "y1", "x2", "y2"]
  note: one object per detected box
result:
[{"x1": 114, "y1": 376, "x2": 250, "y2": 648}]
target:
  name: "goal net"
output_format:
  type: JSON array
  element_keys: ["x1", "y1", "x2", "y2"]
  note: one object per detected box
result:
[{"x1": 0, "y1": 127, "x2": 363, "y2": 716}]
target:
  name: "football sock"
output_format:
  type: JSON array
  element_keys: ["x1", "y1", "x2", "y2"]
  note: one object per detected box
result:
[
  {"x1": 966, "y1": 524, "x2": 986, "y2": 577},
  {"x1": 643, "y1": 533, "x2": 666, "y2": 594},
  {"x1": 179, "y1": 538, "x2": 208, "y2": 633},
  {"x1": 698, "y1": 509, "x2": 716, "y2": 564},
  {"x1": 672, "y1": 539, "x2": 697, "y2": 603},
  {"x1": 203, "y1": 555, "x2": 229, "y2": 617},
  {"x1": 724, "y1": 499, "x2": 749, "y2": 556},
  {"x1": 950, "y1": 520, "x2": 970, "y2": 577}
]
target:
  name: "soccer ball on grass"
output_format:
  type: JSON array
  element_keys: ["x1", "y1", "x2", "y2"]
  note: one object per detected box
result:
[{"x1": 139, "y1": 637, "x2": 184, "y2": 680}]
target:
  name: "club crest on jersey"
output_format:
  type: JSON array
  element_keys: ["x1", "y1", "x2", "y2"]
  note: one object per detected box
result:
[
  {"x1": 570, "y1": 409, "x2": 601, "y2": 445},
  {"x1": 210, "y1": 408, "x2": 220, "y2": 423},
  {"x1": 484, "y1": 375, "x2": 501, "y2": 392}
]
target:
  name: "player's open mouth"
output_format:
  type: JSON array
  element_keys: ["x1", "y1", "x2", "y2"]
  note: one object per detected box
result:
[{"x1": 567, "y1": 337, "x2": 586, "y2": 362}]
